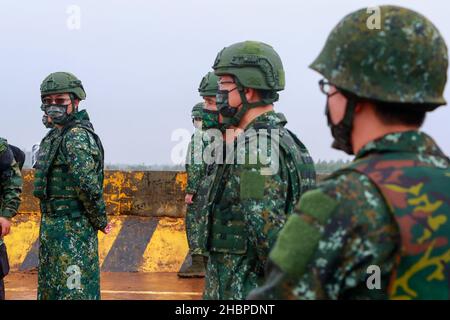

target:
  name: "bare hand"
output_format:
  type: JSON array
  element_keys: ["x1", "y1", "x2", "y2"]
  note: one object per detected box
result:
[
  {"x1": 101, "y1": 223, "x2": 112, "y2": 235},
  {"x1": 0, "y1": 217, "x2": 12, "y2": 237},
  {"x1": 185, "y1": 193, "x2": 194, "y2": 205}
]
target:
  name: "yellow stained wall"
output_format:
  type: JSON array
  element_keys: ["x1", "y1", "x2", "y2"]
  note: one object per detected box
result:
[{"x1": 5, "y1": 170, "x2": 190, "y2": 272}]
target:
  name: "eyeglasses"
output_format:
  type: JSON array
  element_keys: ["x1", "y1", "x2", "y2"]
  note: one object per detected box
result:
[
  {"x1": 41, "y1": 97, "x2": 71, "y2": 105},
  {"x1": 319, "y1": 79, "x2": 339, "y2": 98}
]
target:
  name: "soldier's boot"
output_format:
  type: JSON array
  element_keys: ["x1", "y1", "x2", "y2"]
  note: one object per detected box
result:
[{"x1": 177, "y1": 254, "x2": 206, "y2": 278}]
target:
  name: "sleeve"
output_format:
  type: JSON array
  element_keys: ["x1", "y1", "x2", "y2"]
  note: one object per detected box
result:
[
  {"x1": 63, "y1": 127, "x2": 108, "y2": 230},
  {"x1": 0, "y1": 160, "x2": 23, "y2": 218},
  {"x1": 248, "y1": 172, "x2": 399, "y2": 300},
  {"x1": 185, "y1": 133, "x2": 205, "y2": 194}
]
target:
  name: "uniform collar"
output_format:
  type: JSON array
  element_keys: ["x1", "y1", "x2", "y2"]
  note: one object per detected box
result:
[
  {"x1": 247, "y1": 111, "x2": 287, "y2": 130},
  {"x1": 355, "y1": 130, "x2": 446, "y2": 159}
]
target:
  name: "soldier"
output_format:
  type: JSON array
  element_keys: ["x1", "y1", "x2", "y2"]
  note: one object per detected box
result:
[
  {"x1": 178, "y1": 102, "x2": 208, "y2": 278},
  {"x1": 0, "y1": 138, "x2": 23, "y2": 300},
  {"x1": 204, "y1": 41, "x2": 316, "y2": 300},
  {"x1": 178, "y1": 72, "x2": 221, "y2": 278},
  {"x1": 34, "y1": 72, "x2": 112, "y2": 300},
  {"x1": 248, "y1": 5, "x2": 450, "y2": 300}
]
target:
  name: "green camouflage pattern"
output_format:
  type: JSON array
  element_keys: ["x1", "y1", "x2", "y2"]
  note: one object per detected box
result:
[
  {"x1": 343, "y1": 131, "x2": 450, "y2": 300},
  {"x1": 248, "y1": 131, "x2": 448, "y2": 300},
  {"x1": 203, "y1": 111, "x2": 315, "y2": 300},
  {"x1": 199, "y1": 72, "x2": 219, "y2": 97},
  {"x1": 34, "y1": 110, "x2": 107, "y2": 300},
  {"x1": 40, "y1": 72, "x2": 86, "y2": 100},
  {"x1": 310, "y1": 5, "x2": 448, "y2": 106},
  {"x1": 185, "y1": 130, "x2": 209, "y2": 255},
  {"x1": 191, "y1": 102, "x2": 204, "y2": 119},
  {"x1": 0, "y1": 138, "x2": 7, "y2": 154},
  {"x1": 213, "y1": 41, "x2": 285, "y2": 91},
  {"x1": 185, "y1": 131, "x2": 207, "y2": 195},
  {"x1": 0, "y1": 138, "x2": 23, "y2": 247}
]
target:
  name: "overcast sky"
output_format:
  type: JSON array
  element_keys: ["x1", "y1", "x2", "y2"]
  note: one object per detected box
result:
[{"x1": 1, "y1": 0, "x2": 449, "y2": 165}]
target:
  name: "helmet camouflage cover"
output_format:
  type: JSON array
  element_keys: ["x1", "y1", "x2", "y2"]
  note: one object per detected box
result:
[
  {"x1": 213, "y1": 40, "x2": 285, "y2": 92},
  {"x1": 191, "y1": 102, "x2": 204, "y2": 118},
  {"x1": 310, "y1": 5, "x2": 448, "y2": 107},
  {"x1": 198, "y1": 72, "x2": 219, "y2": 97},
  {"x1": 40, "y1": 72, "x2": 87, "y2": 100}
]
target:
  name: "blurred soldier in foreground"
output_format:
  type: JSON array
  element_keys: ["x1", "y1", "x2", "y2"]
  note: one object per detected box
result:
[
  {"x1": 204, "y1": 41, "x2": 316, "y2": 299},
  {"x1": 0, "y1": 138, "x2": 23, "y2": 300},
  {"x1": 249, "y1": 5, "x2": 450, "y2": 300},
  {"x1": 34, "y1": 72, "x2": 111, "y2": 300}
]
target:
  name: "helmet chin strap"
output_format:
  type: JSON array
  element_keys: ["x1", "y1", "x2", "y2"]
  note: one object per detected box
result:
[
  {"x1": 224, "y1": 79, "x2": 279, "y2": 128},
  {"x1": 69, "y1": 94, "x2": 79, "y2": 114}
]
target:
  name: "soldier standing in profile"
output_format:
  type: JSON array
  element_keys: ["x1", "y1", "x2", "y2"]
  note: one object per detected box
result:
[
  {"x1": 178, "y1": 102, "x2": 209, "y2": 278},
  {"x1": 204, "y1": 41, "x2": 316, "y2": 300},
  {"x1": 249, "y1": 5, "x2": 450, "y2": 300},
  {"x1": 178, "y1": 71, "x2": 222, "y2": 278}
]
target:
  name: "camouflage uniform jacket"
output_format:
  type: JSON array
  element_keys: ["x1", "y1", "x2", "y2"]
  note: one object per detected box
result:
[
  {"x1": 0, "y1": 138, "x2": 23, "y2": 246},
  {"x1": 248, "y1": 130, "x2": 448, "y2": 300},
  {"x1": 204, "y1": 111, "x2": 315, "y2": 300},
  {"x1": 34, "y1": 110, "x2": 107, "y2": 300},
  {"x1": 185, "y1": 130, "x2": 212, "y2": 256},
  {"x1": 185, "y1": 130, "x2": 208, "y2": 195}
]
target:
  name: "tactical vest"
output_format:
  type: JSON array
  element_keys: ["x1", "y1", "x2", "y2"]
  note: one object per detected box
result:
[
  {"x1": 337, "y1": 152, "x2": 450, "y2": 300},
  {"x1": 208, "y1": 123, "x2": 316, "y2": 254},
  {"x1": 33, "y1": 121, "x2": 104, "y2": 218}
]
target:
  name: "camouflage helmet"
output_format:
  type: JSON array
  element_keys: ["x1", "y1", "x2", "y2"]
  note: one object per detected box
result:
[
  {"x1": 40, "y1": 72, "x2": 86, "y2": 100},
  {"x1": 198, "y1": 72, "x2": 219, "y2": 97},
  {"x1": 213, "y1": 41, "x2": 285, "y2": 91},
  {"x1": 191, "y1": 102, "x2": 204, "y2": 118},
  {"x1": 310, "y1": 5, "x2": 448, "y2": 107}
]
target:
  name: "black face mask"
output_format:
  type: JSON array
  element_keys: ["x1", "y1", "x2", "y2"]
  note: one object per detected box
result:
[
  {"x1": 326, "y1": 95, "x2": 357, "y2": 155},
  {"x1": 216, "y1": 88, "x2": 240, "y2": 118},
  {"x1": 216, "y1": 80, "x2": 279, "y2": 131}
]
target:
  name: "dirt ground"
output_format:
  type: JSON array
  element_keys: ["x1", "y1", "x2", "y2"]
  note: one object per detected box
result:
[{"x1": 4, "y1": 271, "x2": 205, "y2": 300}]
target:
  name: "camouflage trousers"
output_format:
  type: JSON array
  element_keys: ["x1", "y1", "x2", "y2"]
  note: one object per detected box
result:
[
  {"x1": 203, "y1": 251, "x2": 264, "y2": 300},
  {"x1": 185, "y1": 194, "x2": 208, "y2": 257},
  {"x1": 37, "y1": 212, "x2": 101, "y2": 300}
]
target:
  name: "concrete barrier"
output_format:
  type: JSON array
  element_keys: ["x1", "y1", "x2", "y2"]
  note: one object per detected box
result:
[
  {"x1": 7, "y1": 170, "x2": 190, "y2": 272},
  {"x1": 5, "y1": 215, "x2": 189, "y2": 272},
  {"x1": 19, "y1": 170, "x2": 189, "y2": 217},
  {"x1": 6, "y1": 170, "x2": 325, "y2": 272}
]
